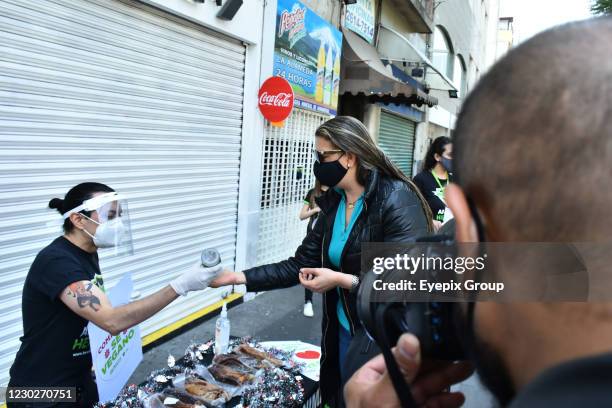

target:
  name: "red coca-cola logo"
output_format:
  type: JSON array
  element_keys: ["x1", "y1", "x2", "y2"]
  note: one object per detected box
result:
[
  {"x1": 259, "y1": 92, "x2": 292, "y2": 107},
  {"x1": 258, "y1": 76, "x2": 294, "y2": 123}
]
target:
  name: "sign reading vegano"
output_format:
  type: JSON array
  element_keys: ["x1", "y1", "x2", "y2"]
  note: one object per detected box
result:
[
  {"x1": 258, "y1": 76, "x2": 295, "y2": 125},
  {"x1": 88, "y1": 274, "x2": 143, "y2": 402}
]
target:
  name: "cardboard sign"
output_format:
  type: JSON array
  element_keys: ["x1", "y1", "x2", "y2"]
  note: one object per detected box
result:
[{"x1": 88, "y1": 274, "x2": 143, "y2": 402}]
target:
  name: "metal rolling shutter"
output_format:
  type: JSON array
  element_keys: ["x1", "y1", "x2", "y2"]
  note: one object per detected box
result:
[
  {"x1": 378, "y1": 110, "x2": 416, "y2": 178},
  {"x1": 0, "y1": 0, "x2": 246, "y2": 387},
  {"x1": 256, "y1": 109, "x2": 328, "y2": 265}
]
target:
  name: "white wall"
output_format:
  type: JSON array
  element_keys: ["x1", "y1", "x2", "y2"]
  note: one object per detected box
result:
[
  {"x1": 428, "y1": 105, "x2": 456, "y2": 131},
  {"x1": 141, "y1": 0, "x2": 264, "y2": 43},
  {"x1": 300, "y1": 0, "x2": 342, "y2": 25},
  {"x1": 484, "y1": 0, "x2": 501, "y2": 71}
]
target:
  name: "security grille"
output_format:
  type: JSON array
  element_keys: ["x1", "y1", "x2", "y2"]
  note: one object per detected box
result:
[
  {"x1": 378, "y1": 110, "x2": 417, "y2": 178},
  {"x1": 256, "y1": 109, "x2": 329, "y2": 266}
]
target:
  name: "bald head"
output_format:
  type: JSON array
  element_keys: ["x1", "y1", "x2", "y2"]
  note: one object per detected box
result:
[{"x1": 454, "y1": 17, "x2": 612, "y2": 241}]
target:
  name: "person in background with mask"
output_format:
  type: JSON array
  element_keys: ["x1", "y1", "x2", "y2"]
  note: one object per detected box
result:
[
  {"x1": 298, "y1": 180, "x2": 329, "y2": 317},
  {"x1": 345, "y1": 18, "x2": 612, "y2": 408},
  {"x1": 8, "y1": 182, "x2": 221, "y2": 407},
  {"x1": 211, "y1": 116, "x2": 432, "y2": 407},
  {"x1": 413, "y1": 136, "x2": 452, "y2": 231}
]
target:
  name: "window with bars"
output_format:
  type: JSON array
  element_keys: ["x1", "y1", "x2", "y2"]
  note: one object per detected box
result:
[{"x1": 256, "y1": 109, "x2": 329, "y2": 266}]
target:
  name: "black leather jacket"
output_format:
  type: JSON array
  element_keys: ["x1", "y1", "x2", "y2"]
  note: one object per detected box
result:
[{"x1": 244, "y1": 169, "x2": 430, "y2": 405}]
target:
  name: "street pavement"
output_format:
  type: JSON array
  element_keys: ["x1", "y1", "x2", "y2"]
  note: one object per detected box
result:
[{"x1": 129, "y1": 284, "x2": 496, "y2": 407}]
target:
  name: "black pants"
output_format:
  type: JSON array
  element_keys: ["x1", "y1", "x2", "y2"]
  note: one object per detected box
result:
[
  {"x1": 7, "y1": 376, "x2": 99, "y2": 408},
  {"x1": 304, "y1": 288, "x2": 313, "y2": 302}
]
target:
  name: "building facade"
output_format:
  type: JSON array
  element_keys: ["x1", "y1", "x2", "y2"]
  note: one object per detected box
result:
[
  {"x1": 417, "y1": 0, "x2": 501, "y2": 170},
  {"x1": 254, "y1": 0, "x2": 342, "y2": 265},
  {"x1": 0, "y1": 0, "x2": 503, "y2": 390},
  {"x1": 254, "y1": 0, "x2": 502, "y2": 277},
  {"x1": 497, "y1": 16, "x2": 515, "y2": 59}
]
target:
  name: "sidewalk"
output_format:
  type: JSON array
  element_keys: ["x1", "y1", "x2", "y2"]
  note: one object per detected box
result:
[{"x1": 129, "y1": 285, "x2": 322, "y2": 383}]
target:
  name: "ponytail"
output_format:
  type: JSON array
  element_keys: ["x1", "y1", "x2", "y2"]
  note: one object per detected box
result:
[{"x1": 48, "y1": 198, "x2": 65, "y2": 213}]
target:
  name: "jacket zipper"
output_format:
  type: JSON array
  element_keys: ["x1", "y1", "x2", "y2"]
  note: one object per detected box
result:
[
  {"x1": 320, "y1": 229, "x2": 330, "y2": 369},
  {"x1": 339, "y1": 264, "x2": 356, "y2": 336},
  {"x1": 338, "y1": 198, "x2": 369, "y2": 337}
]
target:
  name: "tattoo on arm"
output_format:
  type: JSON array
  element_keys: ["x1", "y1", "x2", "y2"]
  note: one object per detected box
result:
[{"x1": 66, "y1": 282, "x2": 102, "y2": 312}]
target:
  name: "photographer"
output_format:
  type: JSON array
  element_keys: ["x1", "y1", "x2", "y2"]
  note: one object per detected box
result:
[{"x1": 345, "y1": 18, "x2": 612, "y2": 407}]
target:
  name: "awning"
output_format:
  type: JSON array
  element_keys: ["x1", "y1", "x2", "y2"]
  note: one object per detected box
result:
[
  {"x1": 377, "y1": 25, "x2": 458, "y2": 93},
  {"x1": 341, "y1": 28, "x2": 437, "y2": 107}
]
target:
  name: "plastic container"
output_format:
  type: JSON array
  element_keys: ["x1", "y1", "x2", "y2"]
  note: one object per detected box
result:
[{"x1": 214, "y1": 303, "x2": 230, "y2": 355}]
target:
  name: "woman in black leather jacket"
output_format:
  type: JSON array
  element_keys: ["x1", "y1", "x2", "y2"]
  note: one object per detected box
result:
[{"x1": 211, "y1": 116, "x2": 432, "y2": 406}]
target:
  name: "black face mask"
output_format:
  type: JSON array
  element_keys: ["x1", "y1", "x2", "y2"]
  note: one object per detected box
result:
[{"x1": 313, "y1": 158, "x2": 348, "y2": 187}]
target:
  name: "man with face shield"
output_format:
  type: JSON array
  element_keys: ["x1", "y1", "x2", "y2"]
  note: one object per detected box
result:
[
  {"x1": 344, "y1": 18, "x2": 612, "y2": 408},
  {"x1": 8, "y1": 182, "x2": 221, "y2": 407}
]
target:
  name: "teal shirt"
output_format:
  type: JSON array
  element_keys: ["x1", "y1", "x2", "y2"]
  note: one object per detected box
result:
[{"x1": 328, "y1": 189, "x2": 364, "y2": 332}]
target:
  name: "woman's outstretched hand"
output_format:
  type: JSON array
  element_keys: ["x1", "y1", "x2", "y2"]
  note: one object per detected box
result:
[{"x1": 209, "y1": 270, "x2": 246, "y2": 288}]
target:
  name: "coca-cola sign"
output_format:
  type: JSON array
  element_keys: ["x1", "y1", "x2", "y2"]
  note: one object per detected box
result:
[
  {"x1": 258, "y1": 76, "x2": 294, "y2": 123},
  {"x1": 259, "y1": 92, "x2": 293, "y2": 107}
]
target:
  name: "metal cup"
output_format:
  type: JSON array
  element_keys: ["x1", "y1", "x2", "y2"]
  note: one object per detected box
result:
[{"x1": 201, "y1": 248, "x2": 221, "y2": 267}]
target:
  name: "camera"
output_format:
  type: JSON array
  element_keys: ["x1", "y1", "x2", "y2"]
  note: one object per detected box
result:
[
  {"x1": 356, "y1": 225, "x2": 467, "y2": 407},
  {"x1": 357, "y1": 233, "x2": 465, "y2": 362}
]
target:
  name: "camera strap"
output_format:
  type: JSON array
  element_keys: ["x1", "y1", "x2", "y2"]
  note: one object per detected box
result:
[{"x1": 376, "y1": 307, "x2": 418, "y2": 408}]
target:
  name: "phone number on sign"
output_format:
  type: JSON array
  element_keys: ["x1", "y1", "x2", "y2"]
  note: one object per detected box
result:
[{"x1": 3, "y1": 387, "x2": 76, "y2": 403}]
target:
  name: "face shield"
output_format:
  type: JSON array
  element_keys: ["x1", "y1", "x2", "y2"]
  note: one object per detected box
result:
[{"x1": 63, "y1": 192, "x2": 134, "y2": 256}]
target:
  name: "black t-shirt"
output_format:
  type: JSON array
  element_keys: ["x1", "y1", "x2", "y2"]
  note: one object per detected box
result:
[
  {"x1": 9, "y1": 237, "x2": 104, "y2": 386},
  {"x1": 413, "y1": 170, "x2": 450, "y2": 222},
  {"x1": 304, "y1": 189, "x2": 320, "y2": 233},
  {"x1": 304, "y1": 189, "x2": 316, "y2": 207}
]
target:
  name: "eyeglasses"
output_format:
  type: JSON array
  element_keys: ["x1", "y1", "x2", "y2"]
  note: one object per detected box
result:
[{"x1": 312, "y1": 148, "x2": 344, "y2": 163}]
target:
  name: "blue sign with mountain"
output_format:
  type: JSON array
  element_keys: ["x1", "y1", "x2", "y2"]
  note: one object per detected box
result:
[{"x1": 274, "y1": 0, "x2": 343, "y2": 115}]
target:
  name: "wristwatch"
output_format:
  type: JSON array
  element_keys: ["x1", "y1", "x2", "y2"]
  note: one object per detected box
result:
[{"x1": 350, "y1": 275, "x2": 360, "y2": 293}]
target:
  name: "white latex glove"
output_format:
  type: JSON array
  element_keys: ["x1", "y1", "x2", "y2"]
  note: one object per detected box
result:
[{"x1": 170, "y1": 262, "x2": 223, "y2": 296}]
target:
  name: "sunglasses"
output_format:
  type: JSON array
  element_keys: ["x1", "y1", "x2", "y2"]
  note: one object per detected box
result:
[{"x1": 312, "y1": 148, "x2": 344, "y2": 163}]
